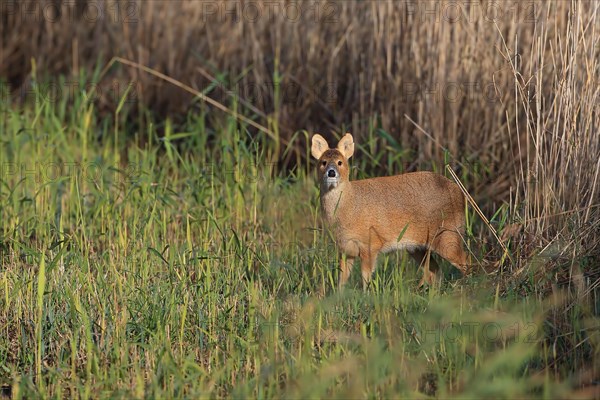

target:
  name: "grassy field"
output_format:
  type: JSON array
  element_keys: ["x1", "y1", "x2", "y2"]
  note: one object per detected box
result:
[
  {"x1": 0, "y1": 71, "x2": 597, "y2": 399},
  {"x1": 1, "y1": 1, "x2": 599, "y2": 398}
]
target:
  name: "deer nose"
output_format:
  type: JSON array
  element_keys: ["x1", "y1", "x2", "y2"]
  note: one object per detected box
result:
[{"x1": 328, "y1": 169, "x2": 337, "y2": 178}]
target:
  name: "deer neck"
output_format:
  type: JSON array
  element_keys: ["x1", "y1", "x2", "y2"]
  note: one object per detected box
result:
[{"x1": 320, "y1": 180, "x2": 351, "y2": 223}]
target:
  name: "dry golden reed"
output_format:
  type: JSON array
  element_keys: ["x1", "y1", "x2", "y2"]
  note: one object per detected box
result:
[{"x1": 1, "y1": 1, "x2": 598, "y2": 269}]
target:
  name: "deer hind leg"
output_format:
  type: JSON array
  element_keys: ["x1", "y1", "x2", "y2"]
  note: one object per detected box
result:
[{"x1": 409, "y1": 248, "x2": 440, "y2": 287}]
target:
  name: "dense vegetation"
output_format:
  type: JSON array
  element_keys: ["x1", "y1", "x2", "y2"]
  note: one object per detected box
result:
[{"x1": 1, "y1": 1, "x2": 598, "y2": 398}]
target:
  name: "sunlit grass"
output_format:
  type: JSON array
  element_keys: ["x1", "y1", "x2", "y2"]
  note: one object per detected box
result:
[{"x1": 0, "y1": 81, "x2": 597, "y2": 398}]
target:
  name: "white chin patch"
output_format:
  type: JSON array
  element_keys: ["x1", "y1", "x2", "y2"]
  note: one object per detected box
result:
[{"x1": 325, "y1": 177, "x2": 339, "y2": 188}]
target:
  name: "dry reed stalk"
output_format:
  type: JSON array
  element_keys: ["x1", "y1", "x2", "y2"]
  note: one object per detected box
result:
[{"x1": 1, "y1": 1, "x2": 598, "y2": 268}]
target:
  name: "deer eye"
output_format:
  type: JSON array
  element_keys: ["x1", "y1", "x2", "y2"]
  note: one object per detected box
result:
[
  {"x1": 321, "y1": 161, "x2": 327, "y2": 166},
  {"x1": 337, "y1": 160, "x2": 343, "y2": 166}
]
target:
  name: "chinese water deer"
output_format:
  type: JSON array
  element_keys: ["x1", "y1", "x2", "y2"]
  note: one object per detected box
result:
[{"x1": 311, "y1": 133, "x2": 468, "y2": 288}]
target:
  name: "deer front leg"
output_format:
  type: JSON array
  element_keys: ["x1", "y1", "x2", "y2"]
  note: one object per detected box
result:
[
  {"x1": 360, "y1": 251, "x2": 379, "y2": 290},
  {"x1": 339, "y1": 255, "x2": 354, "y2": 288},
  {"x1": 338, "y1": 240, "x2": 360, "y2": 288},
  {"x1": 409, "y1": 248, "x2": 440, "y2": 287}
]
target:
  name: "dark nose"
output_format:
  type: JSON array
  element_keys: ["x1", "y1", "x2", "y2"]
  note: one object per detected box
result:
[{"x1": 328, "y1": 169, "x2": 336, "y2": 178}]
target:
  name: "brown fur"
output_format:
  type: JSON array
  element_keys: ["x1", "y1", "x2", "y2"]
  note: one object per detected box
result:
[{"x1": 312, "y1": 133, "x2": 468, "y2": 288}]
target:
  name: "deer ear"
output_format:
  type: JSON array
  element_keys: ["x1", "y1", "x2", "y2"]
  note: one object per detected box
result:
[
  {"x1": 337, "y1": 133, "x2": 354, "y2": 159},
  {"x1": 311, "y1": 134, "x2": 329, "y2": 159}
]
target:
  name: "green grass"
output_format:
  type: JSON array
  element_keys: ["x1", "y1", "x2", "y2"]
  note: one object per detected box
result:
[{"x1": 0, "y1": 83, "x2": 597, "y2": 399}]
